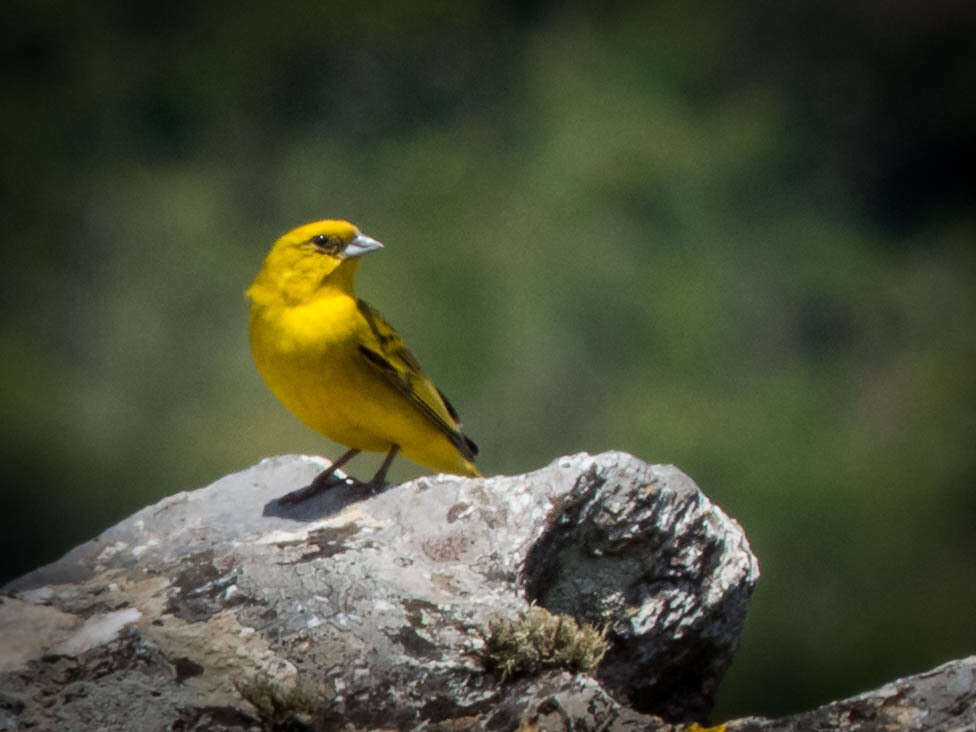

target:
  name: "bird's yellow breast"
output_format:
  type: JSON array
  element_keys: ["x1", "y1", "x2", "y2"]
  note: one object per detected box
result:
[
  {"x1": 249, "y1": 292, "x2": 477, "y2": 474},
  {"x1": 250, "y1": 294, "x2": 382, "y2": 449}
]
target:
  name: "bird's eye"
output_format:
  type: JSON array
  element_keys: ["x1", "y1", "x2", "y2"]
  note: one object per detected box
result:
[{"x1": 310, "y1": 234, "x2": 336, "y2": 251}]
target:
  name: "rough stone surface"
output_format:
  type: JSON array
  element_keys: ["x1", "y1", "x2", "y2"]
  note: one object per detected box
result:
[
  {"x1": 1, "y1": 451, "x2": 757, "y2": 729},
  {"x1": 726, "y1": 655, "x2": 976, "y2": 731}
]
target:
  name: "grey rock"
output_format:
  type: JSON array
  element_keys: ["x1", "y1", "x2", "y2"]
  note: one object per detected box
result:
[
  {"x1": 1, "y1": 451, "x2": 757, "y2": 729},
  {"x1": 725, "y1": 655, "x2": 976, "y2": 731}
]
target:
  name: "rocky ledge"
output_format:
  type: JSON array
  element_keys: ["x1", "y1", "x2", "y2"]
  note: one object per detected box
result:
[
  {"x1": 1, "y1": 452, "x2": 757, "y2": 729},
  {"x1": 1, "y1": 451, "x2": 971, "y2": 730}
]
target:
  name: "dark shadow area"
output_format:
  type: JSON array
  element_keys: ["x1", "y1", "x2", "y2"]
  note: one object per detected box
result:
[{"x1": 262, "y1": 479, "x2": 391, "y2": 522}]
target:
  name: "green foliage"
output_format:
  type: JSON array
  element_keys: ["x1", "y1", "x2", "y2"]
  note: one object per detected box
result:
[
  {"x1": 1, "y1": 0, "x2": 973, "y2": 721},
  {"x1": 479, "y1": 606, "x2": 609, "y2": 679}
]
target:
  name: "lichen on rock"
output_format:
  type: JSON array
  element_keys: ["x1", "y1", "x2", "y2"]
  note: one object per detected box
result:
[{"x1": 479, "y1": 605, "x2": 609, "y2": 679}]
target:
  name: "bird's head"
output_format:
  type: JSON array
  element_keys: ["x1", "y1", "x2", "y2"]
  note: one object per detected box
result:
[{"x1": 248, "y1": 220, "x2": 383, "y2": 305}]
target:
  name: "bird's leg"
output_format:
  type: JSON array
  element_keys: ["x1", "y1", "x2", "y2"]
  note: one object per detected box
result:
[
  {"x1": 362, "y1": 445, "x2": 399, "y2": 493},
  {"x1": 279, "y1": 448, "x2": 361, "y2": 504}
]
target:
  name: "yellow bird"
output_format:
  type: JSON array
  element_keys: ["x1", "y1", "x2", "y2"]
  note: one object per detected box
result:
[{"x1": 247, "y1": 220, "x2": 480, "y2": 502}]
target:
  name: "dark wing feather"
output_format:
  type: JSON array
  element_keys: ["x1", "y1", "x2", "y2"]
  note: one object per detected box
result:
[{"x1": 356, "y1": 299, "x2": 478, "y2": 461}]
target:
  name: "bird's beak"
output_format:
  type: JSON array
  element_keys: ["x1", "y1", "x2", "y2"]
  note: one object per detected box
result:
[{"x1": 343, "y1": 233, "x2": 384, "y2": 259}]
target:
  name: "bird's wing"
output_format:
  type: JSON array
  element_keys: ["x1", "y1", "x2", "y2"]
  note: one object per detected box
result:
[{"x1": 356, "y1": 299, "x2": 478, "y2": 461}]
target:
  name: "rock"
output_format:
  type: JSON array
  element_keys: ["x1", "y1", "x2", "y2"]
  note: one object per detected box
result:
[
  {"x1": 1, "y1": 451, "x2": 758, "y2": 730},
  {"x1": 724, "y1": 655, "x2": 976, "y2": 731}
]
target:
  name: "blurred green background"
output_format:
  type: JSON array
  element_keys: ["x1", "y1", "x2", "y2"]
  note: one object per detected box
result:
[{"x1": 2, "y1": 0, "x2": 973, "y2": 721}]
